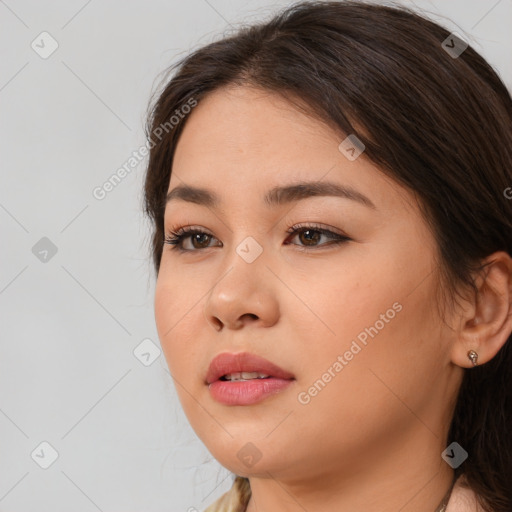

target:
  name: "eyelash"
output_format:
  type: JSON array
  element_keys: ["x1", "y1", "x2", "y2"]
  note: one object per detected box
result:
[{"x1": 163, "y1": 223, "x2": 351, "y2": 253}]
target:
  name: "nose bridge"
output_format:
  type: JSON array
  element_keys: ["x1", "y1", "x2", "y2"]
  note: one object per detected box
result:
[
  {"x1": 217, "y1": 231, "x2": 268, "y2": 297},
  {"x1": 203, "y1": 231, "x2": 279, "y2": 330},
  {"x1": 218, "y1": 201, "x2": 269, "y2": 269},
  {"x1": 234, "y1": 233, "x2": 266, "y2": 265}
]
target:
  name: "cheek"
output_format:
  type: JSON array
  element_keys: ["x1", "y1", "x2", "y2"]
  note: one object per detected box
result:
[
  {"x1": 289, "y1": 298, "x2": 440, "y2": 456},
  {"x1": 291, "y1": 243, "x2": 440, "y2": 400},
  {"x1": 154, "y1": 276, "x2": 201, "y2": 377},
  {"x1": 154, "y1": 278, "x2": 175, "y2": 346},
  {"x1": 154, "y1": 258, "x2": 203, "y2": 337},
  {"x1": 288, "y1": 254, "x2": 400, "y2": 358}
]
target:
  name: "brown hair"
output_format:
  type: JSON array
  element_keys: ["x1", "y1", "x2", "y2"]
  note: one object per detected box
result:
[{"x1": 143, "y1": 1, "x2": 512, "y2": 510}]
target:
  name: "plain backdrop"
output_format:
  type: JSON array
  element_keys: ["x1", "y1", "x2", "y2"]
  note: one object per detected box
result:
[{"x1": 1, "y1": 0, "x2": 511, "y2": 510}]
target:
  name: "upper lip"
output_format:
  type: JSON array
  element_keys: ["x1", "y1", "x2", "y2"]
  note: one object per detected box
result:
[{"x1": 205, "y1": 352, "x2": 295, "y2": 384}]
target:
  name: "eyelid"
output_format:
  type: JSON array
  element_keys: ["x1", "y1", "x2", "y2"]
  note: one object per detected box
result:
[
  {"x1": 286, "y1": 221, "x2": 349, "y2": 238},
  {"x1": 168, "y1": 224, "x2": 214, "y2": 237},
  {"x1": 163, "y1": 222, "x2": 351, "y2": 253},
  {"x1": 165, "y1": 221, "x2": 347, "y2": 238}
]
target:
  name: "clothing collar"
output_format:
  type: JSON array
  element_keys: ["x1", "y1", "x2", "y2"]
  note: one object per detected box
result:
[{"x1": 203, "y1": 474, "x2": 487, "y2": 512}]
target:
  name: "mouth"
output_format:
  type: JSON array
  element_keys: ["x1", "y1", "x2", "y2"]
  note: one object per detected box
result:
[
  {"x1": 206, "y1": 351, "x2": 295, "y2": 384},
  {"x1": 218, "y1": 372, "x2": 272, "y2": 381},
  {"x1": 206, "y1": 352, "x2": 295, "y2": 405}
]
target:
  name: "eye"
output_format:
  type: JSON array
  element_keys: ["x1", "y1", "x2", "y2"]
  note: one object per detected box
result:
[
  {"x1": 284, "y1": 223, "x2": 351, "y2": 250},
  {"x1": 163, "y1": 223, "x2": 351, "y2": 253},
  {"x1": 163, "y1": 226, "x2": 220, "y2": 251}
]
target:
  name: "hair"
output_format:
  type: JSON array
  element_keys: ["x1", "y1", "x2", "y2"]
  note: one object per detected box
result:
[{"x1": 143, "y1": 1, "x2": 512, "y2": 510}]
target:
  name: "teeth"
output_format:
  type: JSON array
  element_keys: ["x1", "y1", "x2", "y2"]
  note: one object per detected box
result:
[{"x1": 224, "y1": 372, "x2": 270, "y2": 381}]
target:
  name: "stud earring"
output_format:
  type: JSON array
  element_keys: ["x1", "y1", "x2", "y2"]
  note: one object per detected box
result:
[{"x1": 467, "y1": 349, "x2": 478, "y2": 367}]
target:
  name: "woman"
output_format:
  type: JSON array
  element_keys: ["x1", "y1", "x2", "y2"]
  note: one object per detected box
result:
[{"x1": 143, "y1": 1, "x2": 512, "y2": 511}]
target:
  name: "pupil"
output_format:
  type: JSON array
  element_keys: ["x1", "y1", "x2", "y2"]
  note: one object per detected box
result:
[
  {"x1": 300, "y1": 229, "x2": 319, "y2": 245},
  {"x1": 193, "y1": 233, "x2": 210, "y2": 248}
]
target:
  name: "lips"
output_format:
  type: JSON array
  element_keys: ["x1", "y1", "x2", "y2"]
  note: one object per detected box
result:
[{"x1": 205, "y1": 352, "x2": 294, "y2": 385}]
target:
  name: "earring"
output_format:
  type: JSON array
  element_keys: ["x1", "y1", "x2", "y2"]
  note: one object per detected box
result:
[{"x1": 467, "y1": 349, "x2": 479, "y2": 367}]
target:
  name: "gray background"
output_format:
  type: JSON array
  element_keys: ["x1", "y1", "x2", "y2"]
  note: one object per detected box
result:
[{"x1": 1, "y1": 0, "x2": 511, "y2": 510}]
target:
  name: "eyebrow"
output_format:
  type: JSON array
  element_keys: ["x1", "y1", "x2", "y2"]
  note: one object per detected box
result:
[{"x1": 165, "y1": 180, "x2": 376, "y2": 210}]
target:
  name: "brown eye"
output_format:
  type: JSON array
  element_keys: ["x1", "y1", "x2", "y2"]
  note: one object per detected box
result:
[
  {"x1": 163, "y1": 228, "x2": 220, "y2": 251},
  {"x1": 297, "y1": 229, "x2": 322, "y2": 246},
  {"x1": 164, "y1": 224, "x2": 350, "y2": 253},
  {"x1": 285, "y1": 225, "x2": 350, "y2": 249},
  {"x1": 190, "y1": 233, "x2": 213, "y2": 249}
]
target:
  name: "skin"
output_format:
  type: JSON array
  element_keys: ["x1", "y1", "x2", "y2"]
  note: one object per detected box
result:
[{"x1": 154, "y1": 85, "x2": 512, "y2": 512}]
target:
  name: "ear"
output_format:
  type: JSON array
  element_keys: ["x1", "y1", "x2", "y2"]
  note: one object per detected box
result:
[{"x1": 451, "y1": 251, "x2": 512, "y2": 368}]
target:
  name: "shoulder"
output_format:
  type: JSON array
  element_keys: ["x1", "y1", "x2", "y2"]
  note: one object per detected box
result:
[
  {"x1": 203, "y1": 476, "x2": 251, "y2": 512},
  {"x1": 445, "y1": 474, "x2": 489, "y2": 512}
]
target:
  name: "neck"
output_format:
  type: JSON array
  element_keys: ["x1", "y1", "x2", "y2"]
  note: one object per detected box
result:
[{"x1": 245, "y1": 429, "x2": 455, "y2": 512}]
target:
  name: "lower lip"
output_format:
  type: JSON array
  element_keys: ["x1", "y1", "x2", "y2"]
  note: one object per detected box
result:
[{"x1": 208, "y1": 378, "x2": 294, "y2": 405}]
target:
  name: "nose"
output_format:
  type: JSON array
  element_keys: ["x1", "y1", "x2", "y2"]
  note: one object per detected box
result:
[{"x1": 203, "y1": 247, "x2": 280, "y2": 331}]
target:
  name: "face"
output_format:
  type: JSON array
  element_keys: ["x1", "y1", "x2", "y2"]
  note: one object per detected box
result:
[{"x1": 155, "y1": 85, "x2": 462, "y2": 481}]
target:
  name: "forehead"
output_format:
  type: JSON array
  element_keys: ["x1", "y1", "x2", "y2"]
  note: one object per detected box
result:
[
  {"x1": 173, "y1": 85, "x2": 338, "y2": 166},
  {"x1": 169, "y1": 85, "x2": 416, "y2": 215}
]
